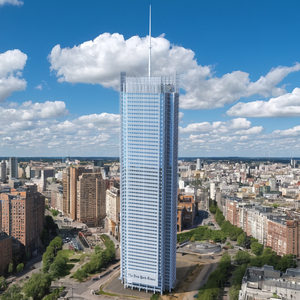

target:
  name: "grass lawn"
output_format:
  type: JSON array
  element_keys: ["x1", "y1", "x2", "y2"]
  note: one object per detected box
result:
[
  {"x1": 96, "y1": 286, "x2": 119, "y2": 297},
  {"x1": 58, "y1": 249, "x2": 75, "y2": 258},
  {"x1": 96, "y1": 285, "x2": 141, "y2": 299}
]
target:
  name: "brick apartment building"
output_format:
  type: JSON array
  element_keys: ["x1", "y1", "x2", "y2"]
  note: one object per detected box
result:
[
  {"x1": 62, "y1": 166, "x2": 93, "y2": 218},
  {"x1": 224, "y1": 198, "x2": 300, "y2": 257},
  {"x1": 177, "y1": 195, "x2": 195, "y2": 232},
  {"x1": 0, "y1": 231, "x2": 12, "y2": 276},
  {"x1": 105, "y1": 186, "x2": 120, "y2": 240},
  {"x1": 76, "y1": 173, "x2": 106, "y2": 227},
  {"x1": 0, "y1": 184, "x2": 45, "y2": 253}
]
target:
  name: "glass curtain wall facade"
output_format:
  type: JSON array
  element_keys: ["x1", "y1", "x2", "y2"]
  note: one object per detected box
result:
[{"x1": 120, "y1": 72, "x2": 179, "y2": 294}]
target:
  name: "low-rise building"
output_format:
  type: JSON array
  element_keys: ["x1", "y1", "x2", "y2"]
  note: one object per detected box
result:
[{"x1": 239, "y1": 265, "x2": 300, "y2": 300}]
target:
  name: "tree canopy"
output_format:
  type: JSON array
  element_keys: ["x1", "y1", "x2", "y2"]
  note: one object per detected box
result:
[
  {"x1": 23, "y1": 273, "x2": 52, "y2": 300},
  {"x1": 72, "y1": 235, "x2": 115, "y2": 281},
  {"x1": 234, "y1": 251, "x2": 251, "y2": 265},
  {"x1": 251, "y1": 242, "x2": 264, "y2": 256}
]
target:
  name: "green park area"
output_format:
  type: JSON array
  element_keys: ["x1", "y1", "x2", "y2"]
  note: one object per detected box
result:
[
  {"x1": 178, "y1": 203, "x2": 298, "y2": 300},
  {"x1": 72, "y1": 234, "x2": 116, "y2": 281},
  {"x1": 177, "y1": 204, "x2": 243, "y2": 244},
  {"x1": 0, "y1": 233, "x2": 116, "y2": 300}
]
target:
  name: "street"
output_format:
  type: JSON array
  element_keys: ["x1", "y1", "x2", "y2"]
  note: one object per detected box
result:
[{"x1": 53, "y1": 261, "x2": 121, "y2": 300}]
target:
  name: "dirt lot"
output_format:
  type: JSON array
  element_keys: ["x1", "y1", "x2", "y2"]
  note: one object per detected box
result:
[{"x1": 103, "y1": 253, "x2": 218, "y2": 300}]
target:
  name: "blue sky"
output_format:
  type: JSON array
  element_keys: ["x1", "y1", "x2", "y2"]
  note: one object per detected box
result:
[{"x1": 1, "y1": 0, "x2": 300, "y2": 157}]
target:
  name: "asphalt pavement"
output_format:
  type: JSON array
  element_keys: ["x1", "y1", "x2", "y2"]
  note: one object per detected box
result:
[{"x1": 53, "y1": 261, "x2": 121, "y2": 300}]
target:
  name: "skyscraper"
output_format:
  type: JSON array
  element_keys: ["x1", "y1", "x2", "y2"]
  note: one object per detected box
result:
[
  {"x1": 0, "y1": 160, "x2": 6, "y2": 182},
  {"x1": 196, "y1": 158, "x2": 201, "y2": 171},
  {"x1": 120, "y1": 72, "x2": 179, "y2": 293},
  {"x1": 9, "y1": 157, "x2": 18, "y2": 180}
]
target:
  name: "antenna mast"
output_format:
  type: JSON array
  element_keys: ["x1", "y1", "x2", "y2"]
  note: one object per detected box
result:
[{"x1": 148, "y1": 5, "x2": 151, "y2": 78}]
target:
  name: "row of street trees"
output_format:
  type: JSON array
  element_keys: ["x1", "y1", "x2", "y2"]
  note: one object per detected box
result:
[
  {"x1": 72, "y1": 234, "x2": 116, "y2": 281},
  {"x1": 197, "y1": 252, "x2": 232, "y2": 300},
  {"x1": 208, "y1": 204, "x2": 298, "y2": 300}
]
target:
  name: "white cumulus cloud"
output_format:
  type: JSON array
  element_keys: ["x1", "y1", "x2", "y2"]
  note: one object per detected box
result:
[
  {"x1": 235, "y1": 126, "x2": 263, "y2": 135},
  {"x1": 77, "y1": 113, "x2": 119, "y2": 126},
  {"x1": 0, "y1": 101, "x2": 120, "y2": 156},
  {"x1": 0, "y1": 49, "x2": 27, "y2": 101},
  {"x1": 49, "y1": 33, "x2": 300, "y2": 110},
  {"x1": 272, "y1": 125, "x2": 300, "y2": 137},
  {"x1": 0, "y1": 0, "x2": 23, "y2": 6},
  {"x1": 180, "y1": 118, "x2": 252, "y2": 134},
  {"x1": 0, "y1": 101, "x2": 68, "y2": 123},
  {"x1": 227, "y1": 88, "x2": 300, "y2": 117}
]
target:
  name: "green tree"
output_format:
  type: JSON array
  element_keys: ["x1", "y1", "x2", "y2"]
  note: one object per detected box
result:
[
  {"x1": 72, "y1": 268, "x2": 87, "y2": 282},
  {"x1": 229, "y1": 286, "x2": 240, "y2": 300},
  {"x1": 1, "y1": 284, "x2": 25, "y2": 300},
  {"x1": 234, "y1": 251, "x2": 251, "y2": 265},
  {"x1": 209, "y1": 204, "x2": 217, "y2": 214},
  {"x1": 8, "y1": 261, "x2": 14, "y2": 273},
  {"x1": 94, "y1": 245, "x2": 102, "y2": 254},
  {"x1": 23, "y1": 273, "x2": 52, "y2": 300},
  {"x1": 277, "y1": 254, "x2": 297, "y2": 272},
  {"x1": 251, "y1": 237, "x2": 258, "y2": 243},
  {"x1": 49, "y1": 236, "x2": 63, "y2": 255},
  {"x1": 215, "y1": 207, "x2": 225, "y2": 226},
  {"x1": 42, "y1": 246, "x2": 55, "y2": 273},
  {"x1": 0, "y1": 276, "x2": 7, "y2": 290},
  {"x1": 50, "y1": 209, "x2": 59, "y2": 217},
  {"x1": 16, "y1": 263, "x2": 24, "y2": 273},
  {"x1": 263, "y1": 247, "x2": 275, "y2": 256},
  {"x1": 43, "y1": 287, "x2": 64, "y2": 300},
  {"x1": 49, "y1": 253, "x2": 68, "y2": 278},
  {"x1": 229, "y1": 263, "x2": 248, "y2": 300},
  {"x1": 237, "y1": 232, "x2": 247, "y2": 246},
  {"x1": 251, "y1": 242, "x2": 264, "y2": 256}
]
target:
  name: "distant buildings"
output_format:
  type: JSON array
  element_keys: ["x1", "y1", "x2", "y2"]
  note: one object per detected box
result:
[
  {"x1": 47, "y1": 183, "x2": 63, "y2": 212},
  {"x1": 9, "y1": 157, "x2": 18, "y2": 180},
  {"x1": 0, "y1": 160, "x2": 6, "y2": 182},
  {"x1": 210, "y1": 182, "x2": 216, "y2": 200},
  {"x1": 196, "y1": 158, "x2": 201, "y2": 171},
  {"x1": 0, "y1": 183, "x2": 45, "y2": 253}
]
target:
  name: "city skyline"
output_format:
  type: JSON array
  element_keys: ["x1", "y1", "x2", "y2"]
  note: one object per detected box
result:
[{"x1": 1, "y1": 1, "x2": 300, "y2": 157}]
